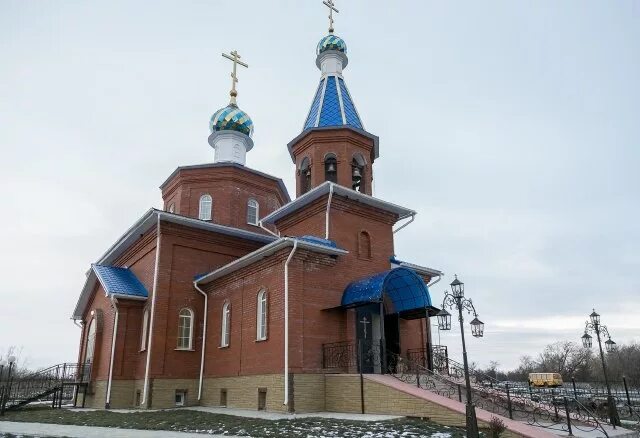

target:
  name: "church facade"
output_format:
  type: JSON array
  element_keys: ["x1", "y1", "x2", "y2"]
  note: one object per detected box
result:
[{"x1": 71, "y1": 18, "x2": 443, "y2": 412}]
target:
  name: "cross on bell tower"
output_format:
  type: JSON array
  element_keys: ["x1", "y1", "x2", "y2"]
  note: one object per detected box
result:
[
  {"x1": 222, "y1": 50, "x2": 249, "y2": 106},
  {"x1": 323, "y1": 0, "x2": 339, "y2": 34}
]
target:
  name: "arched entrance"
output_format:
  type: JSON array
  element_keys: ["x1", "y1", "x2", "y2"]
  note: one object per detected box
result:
[{"x1": 342, "y1": 267, "x2": 440, "y2": 373}]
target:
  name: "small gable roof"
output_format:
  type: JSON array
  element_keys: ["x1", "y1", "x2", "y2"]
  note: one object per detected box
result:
[
  {"x1": 261, "y1": 182, "x2": 415, "y2": 225},
  {"x1": 92, "y1": 264, "x2": 148, "y2": 298}
]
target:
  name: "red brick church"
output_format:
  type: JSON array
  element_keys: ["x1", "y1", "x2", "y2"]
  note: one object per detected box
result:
[{"x1": 71, "y1": 10, "x2": 443, "y2": 412}]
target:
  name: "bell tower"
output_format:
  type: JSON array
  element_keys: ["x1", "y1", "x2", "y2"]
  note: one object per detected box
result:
[{"x1": 288, "y1": 1, "x2": 379, "y2": 198}]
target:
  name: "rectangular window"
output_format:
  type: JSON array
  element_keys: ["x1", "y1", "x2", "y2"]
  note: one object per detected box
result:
[
  {"x1": 220, "y1": 389, "x2": 227, "y2": 407},
  {"x1": 175, "y1": 390, "x2": 186, "y2": 407},
  {"x1": 258, "y1": 388, "x2": 267, "y2": 411}
]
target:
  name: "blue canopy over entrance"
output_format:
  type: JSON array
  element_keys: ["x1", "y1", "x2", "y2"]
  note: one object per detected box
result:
[{"x1": 341, "y1": 267, "x2": 439, "y2": 319}]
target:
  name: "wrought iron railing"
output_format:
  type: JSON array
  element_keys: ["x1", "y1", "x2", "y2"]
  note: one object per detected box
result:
[
  {"x1": 387, "y1": 352, "x2": 615, "y2": 436},
  {"x1": 0, "y1": 363, "x2": 90, "y2": 412},
  {"x1": 321, "y1": 341, "x2": 639, "y2": 431}
]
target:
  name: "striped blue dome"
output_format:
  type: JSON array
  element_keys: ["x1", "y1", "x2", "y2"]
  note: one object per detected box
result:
[
  {"x1": 317, "y1": 34, "x2": 347, "y2": 55},
  {"x1": 210, "y1": 104, "x2": 254, "y2": 137}
]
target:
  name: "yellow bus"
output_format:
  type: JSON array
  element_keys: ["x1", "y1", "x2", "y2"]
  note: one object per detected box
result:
[{"x1": 529, "y1": 373, "x2": 563, "y2": 387}]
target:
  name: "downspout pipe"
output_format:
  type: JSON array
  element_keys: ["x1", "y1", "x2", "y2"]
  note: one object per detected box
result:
[
  {"x1": 193, "y1": 281, "x2": 208, "y2": 401},
  {"x1": 259, "y1": 220, "x2": 280, "y2": 238},
  {"x1": 393, "y1": 213, "x2": 415, "y2": 234},
  {"x1": 325, "y1": 184, "x2": 334, "y2": 239},
  {"x1": 283, "y1": 239, "x2": 298, "y2": 408},
  {"x1": 427, "y1": 274, "x2": 442, "y2": 288},
  {"x1": 142, "y1": 213, "x2": 161, "y2": 407},
  {"x1": 105, "y1": 296, "x2": 119, "y2": 409}
]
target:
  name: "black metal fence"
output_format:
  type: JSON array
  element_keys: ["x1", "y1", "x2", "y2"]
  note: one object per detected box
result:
[{"x1": 0, "y1": 363, "x2": 91, "y2": 413}]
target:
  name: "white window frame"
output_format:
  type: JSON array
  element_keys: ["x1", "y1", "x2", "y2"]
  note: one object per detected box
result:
[
  {"x1": 177, "y1": 308, "x2": 194, "y2": 350},
  {"x1": 168, "y1": 203, "x2": 175, "y2": 213},
  {"x1": 256, "y1": 289, "x2": 267, "y2": 341},
  {"x1": 199, "y1": 194, "x2": 212, "y2": 221},
  {"x1": 221, "y1": 301, "x2": 231, "y2": 347},
  {"x1": 140, "y1": 308, "x2": 150, "y2": 351},
  {"x1": 247, "y1": 198, "x2": 259, "y2": 226}
]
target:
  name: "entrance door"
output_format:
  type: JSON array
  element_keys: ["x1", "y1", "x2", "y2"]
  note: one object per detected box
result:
[
  {"x1": 355, "y1": 305, "x2": 380, "y2": 373},
  {"x1": 384, "y1": 313, "x2": 400, "y2": 373}
]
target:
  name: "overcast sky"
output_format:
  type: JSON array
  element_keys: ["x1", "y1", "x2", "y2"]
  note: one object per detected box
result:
[{"x1": 1, "y1": 1, "x2": 639, "y2": 371}]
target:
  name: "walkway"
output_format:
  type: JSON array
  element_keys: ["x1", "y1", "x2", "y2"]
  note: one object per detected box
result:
[{"x1": 0, "y1": 421, "x2": 236, "y2": 438}]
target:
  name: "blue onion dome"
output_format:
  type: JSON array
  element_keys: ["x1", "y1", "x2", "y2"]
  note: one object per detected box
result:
[
  {"x1": 317, "y1": 34, "x2": 347, "y2": 55},
  {"x1": 209, "y1": 104, "x2": 254, "y2": 137}
]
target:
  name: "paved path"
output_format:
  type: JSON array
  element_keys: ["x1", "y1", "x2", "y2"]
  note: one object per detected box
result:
[
  {"x1": 0, "y1": 421, "x2": 237, "y2": 438},
  {"x1": 185, "y1": 406, "x2": 401, "y2": 421}
]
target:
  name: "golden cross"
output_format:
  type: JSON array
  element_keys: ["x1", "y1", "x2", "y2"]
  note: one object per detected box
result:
[
  {"x1": 323, "y1": 0, "x2": 339, "y2": 34},
  {"x1": 222, "y1": 50, "x2": 248, "y2": 105}
]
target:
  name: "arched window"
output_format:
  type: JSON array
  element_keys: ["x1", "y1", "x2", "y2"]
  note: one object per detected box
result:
[
  {"x1": 358, "y1": 231, "x2": 372, "y2": 259},
  {"x1": 85, "y1": 318, "x2": 97, "y2": 364},
  {"x1": 352, "y1": 154, "x2": 366, "y2": 193},
  {"x1": 256, "y1": 289, "x2": 267, "y2": 340},
  {"x1": 168, "y1": 203, "x2": 175, "y2": 214},
  {"x1": 177, "y1": 308, "x2": 194, "y2": 350},
  {"x1": 324, "y1": 154, "x2": 337, "y2": 183},
  {"x1": 300, "y1": 157, "x2": 311, "y2": 194},
  {"x1": 247, "y1": 199, "x2": 259, "y2": 225},
  {"x1": 199, "y1": 194, "x2": 212, "y2": 221},
  {"x1": 140, "y1": 308, "x2": 149, "y2": 351},
  {"x1": 221, "y1": 301, "x2": 231, "y2": 347}
]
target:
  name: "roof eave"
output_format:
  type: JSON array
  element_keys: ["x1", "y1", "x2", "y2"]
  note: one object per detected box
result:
[
  {"x1": 109, "y1": 293, "x2": 148, "y2": 302},
  {"x1": 159, "y1": 163, "x2": 291, "y2": 203},
  {"x1": 286, "y1": 126, "x2": 379, "y2": 163},
  {"x1": 195, "y1": 237, "x2": 348, "y2": 285},
  {"x1": 261, "y1": 182, "x2": 415, "y2": 225}
]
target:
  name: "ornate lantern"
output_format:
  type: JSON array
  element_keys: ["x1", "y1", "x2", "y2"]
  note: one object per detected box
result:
[
  {"x1": 437, "y1": 309, "x2": 452, "y2": 331},
  {"x1": 450, "y1": 275, "x2": 464, "y2": 298},
  {"x1": 590, "y1": 310, "x2": 601, "y2": 325},
  {"x1": 470, "y1": 317, "x2": 485, "y2": 338},
  {"x1": 605, "y1": 338, "x2": 616, "y2": 353},
  {"x1": 581, "y1": 332, "x2": 593, "y2": 348}
]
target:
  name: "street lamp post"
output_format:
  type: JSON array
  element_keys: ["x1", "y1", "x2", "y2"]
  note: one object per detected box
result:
[
  {"x1": 581, "y1": 309, "x2": 621, "y2": 427},
  {"x1": 436, "y1": 275, "x2": 485, "y2": 438},
  {"x1": 0, "y1": 356, "x2": 16, "y2": 416}
]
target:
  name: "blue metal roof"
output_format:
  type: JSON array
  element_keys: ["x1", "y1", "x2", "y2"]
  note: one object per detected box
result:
[
  {"x1": 92, "y1": 264, "x2": 148, "y2": 298},
  {"x1": 297, "y1": 235, "x2": 338, "y2": 249},
  {"x1": 342, "y1": 267, "x2": 432, "y2": 314},
  {"x1": 303, "y1": 75, "x2": 363, "y2": 131}
]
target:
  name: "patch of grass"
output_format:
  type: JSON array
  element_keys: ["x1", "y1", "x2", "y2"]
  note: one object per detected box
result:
[{"x1": 0, "y1": 406, "x2": 469, "y2": 437}]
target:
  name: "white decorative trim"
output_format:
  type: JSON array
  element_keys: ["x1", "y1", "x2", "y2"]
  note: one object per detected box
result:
[
  {"x1": 340, "y1": 79, "x2": 365, "y2": 130},
  {"x1": 334, "y1": 74, "x2": 347, "y2": 125},
  {"x1": 314, "y1": 77, "x2": 329, "y2": 128}
]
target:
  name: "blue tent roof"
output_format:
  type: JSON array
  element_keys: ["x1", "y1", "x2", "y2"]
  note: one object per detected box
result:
[
  {"x1": 303, "y1": 75, "x2": 363, "y2": 131},
  {"x1": 92, "y1": 264, "x2": 148, "y2": 299},
  {"x1": 341, "y1": 267, "x2": 433, "y2": 317}
]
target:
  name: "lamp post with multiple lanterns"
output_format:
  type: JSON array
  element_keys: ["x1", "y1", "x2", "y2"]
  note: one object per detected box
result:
[
  {"x1": 436, "y1": 275, "x2": 485, "y2": 438},
  {"x1": 581, "y1": 309, "x2": 621, "y2": 427}
]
